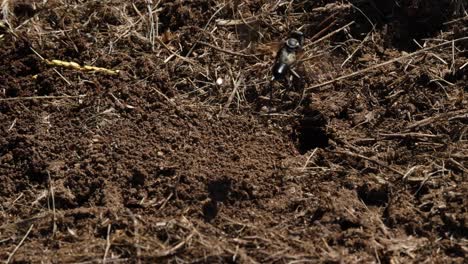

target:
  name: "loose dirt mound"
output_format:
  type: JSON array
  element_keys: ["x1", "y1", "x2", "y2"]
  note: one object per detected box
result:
[{"x1": 0, "y1": 0, "x2": 466, "y2": 263}]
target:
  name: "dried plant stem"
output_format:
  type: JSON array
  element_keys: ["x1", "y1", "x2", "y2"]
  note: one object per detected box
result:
[
  {"x1": 378, "y1": 132, "x2": 441, "y2": 139},
  {"x1": 103, "y1": 224, "x2": 112, "y2": 264},
  {"x1": 0, "y1": 95, "x2": 86, "y2": 102},
  {"x1": 301, "y1": 148, "x2": 318, "y2": 171},
  {"x1": 306, "y1": 21, "x2": 355, "y2": 48},
  {"x1": 6, "y1": 224, "x2": 34, "y2": 264},
  {"x1": 221, "y1": 69, "x2": 242, "y2": 114},
  {"x1": 335, "y1": 150, "x2": 404, "y2": 177},
  {"x1": 155, "y1": 37, "x2": 195, "y2": 65},
  {"x1": 406, "y1": 109, "x2": 467, "y2": 129},
  {"x1": 341, "y1": 26, "x2": 375, "y2": 67},
  {"x1": 47, "y1": 172, "x2": 57, "y2": 236},
  {"x1": 197, "y1": 41, "x2": 260, "y2": 58},
  {"x1": 155, "y1": 232, "x2": 194, "y2": 257}
]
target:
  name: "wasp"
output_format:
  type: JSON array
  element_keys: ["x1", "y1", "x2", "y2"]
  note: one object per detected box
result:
[
  {"x1": 272, "y1": 31, "x2": 304, "y2": 81},
  {"x1": 257, "y1": 31, "x2": 306, "y2": 110}
]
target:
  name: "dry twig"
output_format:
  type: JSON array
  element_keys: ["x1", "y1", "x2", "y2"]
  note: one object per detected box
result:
[
  {"x1": 6, "y1": 224, "x2": 34, "y2": 264},
  {"x1": 103, "y1": 224, "x2": 112, "y2": 264},
  {"x1": 306, "y1": 21, "x2": 355, "y2": 47},
  {"x1": 198, "y1": 41, "x2": 260, "y2": 58},
  {"x1": 378, "y1": 132, "x2": 441, "y2": 139},
  {"x1": 335, "y1": 150, "x2": 405, "y2": 177},
  {"x1": 0, "y1": 95, "x2": 86, "y2": 102},
  {"x1": 406, "y1": 109, "x2": 467, "y2": 130}
]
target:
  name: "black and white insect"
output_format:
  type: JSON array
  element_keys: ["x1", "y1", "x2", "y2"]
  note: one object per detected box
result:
[{"x1": 271, "y1": 31, "x2": 304, "y2": 81}]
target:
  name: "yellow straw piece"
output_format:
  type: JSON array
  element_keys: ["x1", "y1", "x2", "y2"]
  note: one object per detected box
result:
[
  {"x1": 45, "y1": 59, "x2": 120, "y2": 75},
  {"x1": 82, "y1": 65, "x2": 120, "y2": 75}
]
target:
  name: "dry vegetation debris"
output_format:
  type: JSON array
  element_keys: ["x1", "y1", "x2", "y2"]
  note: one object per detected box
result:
[{"x1": 0, "y1": 0, "x2": 467, "y2": 263}]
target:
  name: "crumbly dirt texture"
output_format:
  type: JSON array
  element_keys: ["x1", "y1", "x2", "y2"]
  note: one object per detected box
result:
[{"x1": 0, "y1": 0, "x2": 467, "y2": 263}]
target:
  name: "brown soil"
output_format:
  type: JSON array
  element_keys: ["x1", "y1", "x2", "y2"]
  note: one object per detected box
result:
[{"x1": 0, "y1": 0, "x2": 467, "y2": 263}]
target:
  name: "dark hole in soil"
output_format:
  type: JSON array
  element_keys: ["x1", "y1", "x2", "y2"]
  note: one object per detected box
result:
[
  {"x1": 70, "y1": 211, "x2": 96, "y2": 221},
  {"x1": 310, "y1": 208, "x2": 326, "y2": 223},
  {"x1": 202, "y1": 200, "x2": 218, "y2": 222},
  {"x1": 441, "y1": 213, "x2": 468, "y2": 238},
  {"x1": 25, "y1": 161, "x2": 48, "y2": 183},
  {"x1": 207, "y1": 179, "x2": 231, "y2": 202},
  {"x1": 13, "y1": 3, "x2": 36, "y2": 19},
  {"x1": 419, "y1": 202, "x2": 434, "y2": 212},
  {"x1": 5, "y1": 87, "x2": 19, "y2": 97},
  {"x1": 413, "y1": 185, "x2": 429, "y2": 198},
  {"x1": 53, "y1": 196, "x2": 77, "y2": 210},
  {"x1": 131, "y1": 167, "x2": 147, "y2": 186},
  {"x1": 293, "y1": 110, "x2": 329, "y2": 154},
  {"x1": 156, "y1": 166, "x2": 176, "y2": 177},
  {"x1": 339, "y1": 220, "x2": 361, "y2": 231},
  {"x1": 357, "y1": 184, "x2": 389, "y2": 207},
  {"x1": 445, "y1": 244, "x2": 467, "y2": 258}
]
